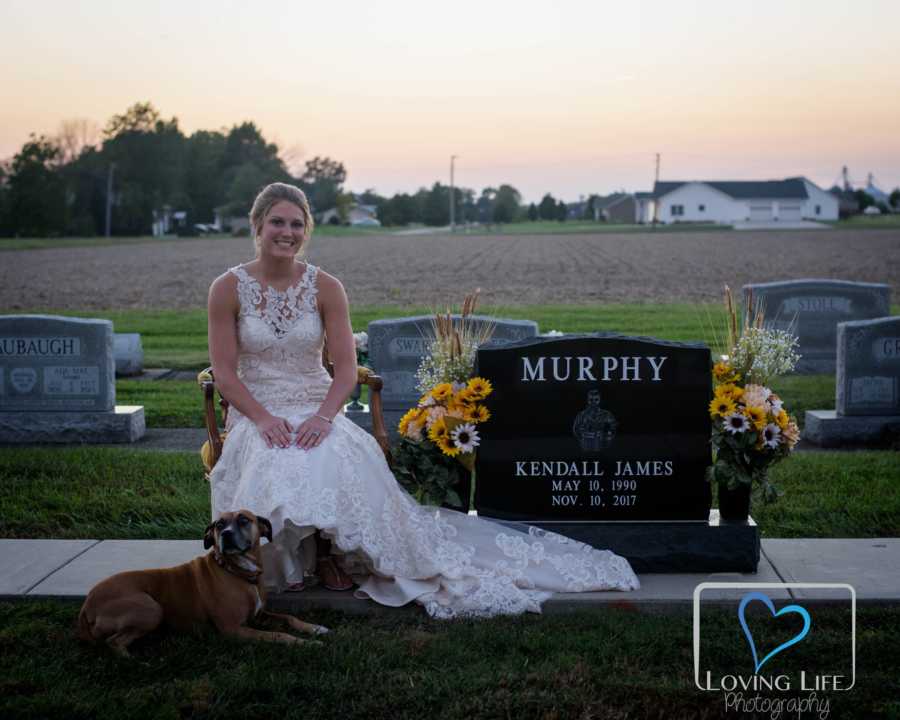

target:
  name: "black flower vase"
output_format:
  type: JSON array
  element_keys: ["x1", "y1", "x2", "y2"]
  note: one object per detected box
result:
[
  {"x1": 442, "y1": 469, "x2": 473, "y2": 513},
  {"x1": 718, "y1": 482, "x2": 751, "y2": 522}
]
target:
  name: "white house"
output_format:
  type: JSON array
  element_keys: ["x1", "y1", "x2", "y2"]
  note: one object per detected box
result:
[{"x1": 637, "y1": 178, "x2": 838, "y2": 224}]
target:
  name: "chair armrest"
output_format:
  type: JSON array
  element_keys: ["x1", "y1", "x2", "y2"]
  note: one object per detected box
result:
[
  {"x1": 198, "y1": 368, "x2": 225, "y2": 470},
  {"x1": 357, "y1": 367, "x2": 391, "y2": 461}
]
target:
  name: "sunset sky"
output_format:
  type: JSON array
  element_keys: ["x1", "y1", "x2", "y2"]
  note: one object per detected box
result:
[{"x1": 2, "y1": 0, "x2": 899, "y2": 202}]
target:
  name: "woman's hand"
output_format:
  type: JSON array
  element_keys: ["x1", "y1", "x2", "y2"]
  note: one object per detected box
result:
[
  {"x1": 294, "y1": 415, "x2": 332, "y2": 450},
  {"x1": 255, "y1": 414, "x2": 293, "y2": 449}
]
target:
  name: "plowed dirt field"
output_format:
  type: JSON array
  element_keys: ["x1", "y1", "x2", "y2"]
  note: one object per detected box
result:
[{"x1": 3, "y1": 229, "x2": 897, "y2": 310}]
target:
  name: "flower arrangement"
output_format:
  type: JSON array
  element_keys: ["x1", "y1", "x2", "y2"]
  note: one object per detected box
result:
[
  {"x1": 390, "y1": 291, "x2": 494, "y2": 509},
  {"x1": 707, "y1": 287, "x2": 801, "y2": 506}
]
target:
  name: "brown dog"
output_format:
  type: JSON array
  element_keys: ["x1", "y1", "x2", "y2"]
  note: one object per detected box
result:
[{"x1": 77, "y1": 510, "x2": 328, "y2": 656}]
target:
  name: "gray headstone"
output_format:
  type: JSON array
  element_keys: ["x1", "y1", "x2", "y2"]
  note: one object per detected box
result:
[
  {"x1": 114, "y1": 333, "x2": 144, "y2": 377},
  {"x1": 0, "y1": 315, "x2": 115, "y2": 411},
  {"x1": 743, "y1": 280, "x2": 891, "y2": 374},
  {"x1": 367, "y1": 315, "x2": 539, "y2": 410},
  {"x1": 0, "y1": 315, "x2": 144, "y2": 443},
  {"x1": 836, "y1": 317, "x2": 900, "y2": 416}
]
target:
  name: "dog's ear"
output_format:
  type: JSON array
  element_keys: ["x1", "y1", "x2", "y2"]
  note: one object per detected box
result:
[
  {"x1": 256, "y1": 516, "x2": 273, "y2": 542},
  {"x1": 203, "y1": 521, "x2": 217, "y2": 550}
]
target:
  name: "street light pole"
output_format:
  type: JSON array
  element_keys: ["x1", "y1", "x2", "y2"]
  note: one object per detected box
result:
[{"x1": 450, "y1": 155, "x2": 458, "y2": 232}]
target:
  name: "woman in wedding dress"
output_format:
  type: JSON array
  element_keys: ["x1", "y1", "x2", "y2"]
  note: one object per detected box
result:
[{"x1": 208, "y1": 183, "x2": 639, "y2": 619}]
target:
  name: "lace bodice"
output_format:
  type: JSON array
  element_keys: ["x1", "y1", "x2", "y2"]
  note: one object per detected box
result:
[{"x1": 226, "y1": 263, "x2": 332, "y2": 428}]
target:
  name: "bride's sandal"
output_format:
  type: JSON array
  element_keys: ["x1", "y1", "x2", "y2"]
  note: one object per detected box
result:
[
  {"x1": 284, "y1": 581, "x2": 306, "y2": 593},
  {"x1": 317, "y1": 556, "x2": 354, "y2": 591}
]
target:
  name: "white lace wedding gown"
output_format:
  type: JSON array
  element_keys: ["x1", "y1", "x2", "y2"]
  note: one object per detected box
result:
[{"x1": 209, "y1": 263, "x2": 640, "y2": 619}]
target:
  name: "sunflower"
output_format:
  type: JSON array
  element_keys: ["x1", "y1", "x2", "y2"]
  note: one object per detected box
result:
[
  {"x1": 775, "y1": 408, "x2": 789, "y2": 429},
  {"x1": 715, "y1": 383, "x2": 737, "y2": 399},
  {"x1": 436, "y1": 435, "x2": 461, "y2": 457},
  {"x1": 744, "y1": 405, "x2": 767, "y2": 430},
  {"x1": 398, "y1": 407, "x2": 420, "y2": 436},
  {"x1": 466, "y1": 377, "x2": 493, "y2": 400},
  {"x1": 468, "y1": 404, "x2": 491, "y2": 423},
  {"x1": 708, "y1": 396, "x2": 736, "y2": 419},
  {"x1": 455, "y1": 387, "x2": 478, "y2": 406},
  {"x1": 451, "y1": 423, "x2": 480, "y2": 453},
  {"x1": 762, "y1": 423, "x2": 782, "y2": 449},
  {"x1": 430, "y1": 383, "x2": 454, "y2": 403},
  {"x1": 713, "y1": 362, "x2": 740, "y2": 383},
  {"x1": 428, "y1": 417, "x2": 450, "y2": 444},
  {"x1": 723, "y1": 411, "x2": 750, "y2": 434}
]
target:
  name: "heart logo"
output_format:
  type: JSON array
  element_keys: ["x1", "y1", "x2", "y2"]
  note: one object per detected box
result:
[{"x1": 738, "y1": 591, "x2": 811, "y2": 673}]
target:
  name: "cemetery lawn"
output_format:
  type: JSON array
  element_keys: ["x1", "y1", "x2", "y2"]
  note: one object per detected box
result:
[
  {"x1": 2, "y1": 448, "x2": 898, "y2": 539},
  {"x1": 1, "y1": 602, "x2": 897, "y2": 720},
  {"x1": 39, "y1": 300, "x2": 900, "y2": 369}
]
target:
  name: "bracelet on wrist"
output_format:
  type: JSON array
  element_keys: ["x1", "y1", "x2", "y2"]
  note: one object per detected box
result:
[{"x1": 314, "y1": 414, "x2": 333, "y2": 424}]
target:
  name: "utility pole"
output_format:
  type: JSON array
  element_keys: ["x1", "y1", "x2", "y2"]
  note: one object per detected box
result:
[
  {"x1": 651, "y1": 152, "x2": 660, "y2": 227},
  {"x1": 105, "y1": 162, "x2": 116, "y2": 238},
  {"x1": 450, "y1": 155, "x2": 458, "y2": 232}
]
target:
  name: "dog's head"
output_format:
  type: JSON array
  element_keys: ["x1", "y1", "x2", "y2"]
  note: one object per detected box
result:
[{"x1": 203, "y1": 510, "x2": 273, "y2": 555}]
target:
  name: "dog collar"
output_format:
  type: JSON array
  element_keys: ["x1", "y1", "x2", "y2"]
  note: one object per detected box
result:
[{"x1": 212, "y1": 548, "x2": 263, "y2": 585}]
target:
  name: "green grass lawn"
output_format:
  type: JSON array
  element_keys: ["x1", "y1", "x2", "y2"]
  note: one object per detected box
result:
[
  {"x1": 830, "y1": 215, "x2": 900, "y2": 230},
  {"x1": 23, "y1": 302, "x2": 757, "y2": 370},
  {"x1": 1, "y1": 601, "x2": 895, "y2": 719},
  {"x1": 25, "y1": 302, "x2": 884, "y2": 427},
  {"x1": 2, "y1": 601, "x2": 897, "y2": 719},
  {"x1": 1, "y1": 448, "x2": 897, "y2": 539},
  {"x1": 25, "y1": 302, "x2": 900, "y2": 371}
]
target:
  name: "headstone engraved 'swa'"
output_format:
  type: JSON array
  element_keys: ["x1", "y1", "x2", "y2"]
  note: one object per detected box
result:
[
  {"x1": 367, "y1": 315, "x2": 538, "y2": 411},
  {"x1": 474, "y1": 334, "x2": 712, "y2": 521}
]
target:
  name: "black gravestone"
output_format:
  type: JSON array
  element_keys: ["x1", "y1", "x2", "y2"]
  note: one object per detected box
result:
[{"x1": 475, "y1": 334, "x2": 712, "y2": 522}]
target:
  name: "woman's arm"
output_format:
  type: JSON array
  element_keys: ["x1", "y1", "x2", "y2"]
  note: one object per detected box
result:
[
  {"x1": 207, "y1": 273, "x2": 293, "y2": 449},
  {"x1": 293, "y1": 271, "x2": 358, "y2": 449}
]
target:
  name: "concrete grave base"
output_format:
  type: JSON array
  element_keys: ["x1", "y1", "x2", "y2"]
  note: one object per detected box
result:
[
  {"x1": 803, "y1": 409, "x2": 900, "y2": 447},
  {"x1": 491, "y1": 510, "x2": 760, "y2": 573},
  {"x1": 0, "y1": 405, "x2": 146, "y2": 444}
]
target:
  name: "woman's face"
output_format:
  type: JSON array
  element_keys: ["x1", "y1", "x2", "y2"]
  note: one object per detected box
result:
[{"x1": 257, "y1": 200, "x2": 306, "y2": 258}]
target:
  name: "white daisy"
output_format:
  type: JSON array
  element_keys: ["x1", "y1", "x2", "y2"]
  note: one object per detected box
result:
[
  {"x1": 769, "y1": 396, "x2": 784, "y2": 415},
  {"x1": 724, "y1": 412, "x2": 750, "y2": 434},
  {"x1": 451, "y1": 423, "x2": 480, "y2": 453},
  {"x1": 762, "y1": 423, "x2": 781, "y2": 449}
]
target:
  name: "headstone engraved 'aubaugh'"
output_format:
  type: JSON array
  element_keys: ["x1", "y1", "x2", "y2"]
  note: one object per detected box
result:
[
  {"x1": 474, "y1": 334, "x2": 712, "y2": 522},
  {"x1": 743, "y1": 280, "x2": 891, "y2": 374},
  {"x1": 0, "y1": 315, "x2": 144, "y2": 443},
  {"x1": 805, "y1": 316, "x2": 900, "y2": 446},
  {"x1": 367, "y1": 315, "x2": 539, "y2": 411}
]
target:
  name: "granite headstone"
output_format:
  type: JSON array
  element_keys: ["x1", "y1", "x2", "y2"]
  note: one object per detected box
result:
[
  {"x1": 0, "y1": 315, "x2": 144, "y2": 443},
  {"x1": 474, "y1": 334, "x2": 713, "y2": 522},
  {"x1": 113, "y1": 333, "x2": 144, "y2": 377},
  {"x1": 743, "y1": 280, "x2": 891, "y2": 373},
  {"x1": 837, "y1": 317, "x2": 900, "y2": 416},
  {"x1": 805, "y1": 316, "x2": 900, "y2": 446}
]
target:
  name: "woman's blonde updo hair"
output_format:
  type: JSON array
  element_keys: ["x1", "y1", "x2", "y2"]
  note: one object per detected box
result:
[{"x1": 249, "y1": 182, "x2": 314, "y2": 255}]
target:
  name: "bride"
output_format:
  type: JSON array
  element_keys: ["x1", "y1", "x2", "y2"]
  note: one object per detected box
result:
[{"x1": 207, "y1": 182, "x2": 639, "y2": 619}]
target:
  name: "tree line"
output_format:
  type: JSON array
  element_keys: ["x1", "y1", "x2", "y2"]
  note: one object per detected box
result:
[
  {"x1": 0, "y1": 102, "x2": 593, "y2": 237},
  {"x1": 0, "y1": 102, "x2": 348, "y2": 238}
]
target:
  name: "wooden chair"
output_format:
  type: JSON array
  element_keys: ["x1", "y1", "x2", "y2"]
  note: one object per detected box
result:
[{"x1": 198, "y1": 348, "x2": 390, "y2": 475}]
